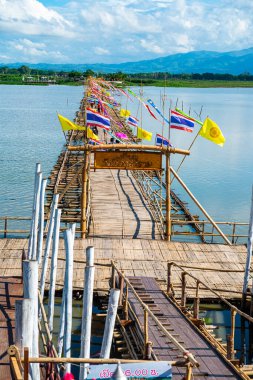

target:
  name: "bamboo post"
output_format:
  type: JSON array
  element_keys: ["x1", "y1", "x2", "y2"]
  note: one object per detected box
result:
[
  {"x1": 40, "y1": 193, "x2": 59, "y2": 301},
  {"x1": 170, "y1": 167, "x2": 231, "y2": 245},
  {"x1": 227, "y1": 309, "x2": 236, "y2": 360},
  {"x1": 111, "y1": 263, "x2": 116, "y2": 289},
  {"x1": 119, "y1": 273, "x2": 124, "y2": 307},
  {"x1": 79, "y1": 246, "x2": 95, "y2": 380},
  {"x1": 167, "y1": 262, "x2": 173, "y2": 294},
  {"x1": 242, "y1": 186, "x2": 253, "y2": 296},
  {"x1": 24, "y1": 347, "x2": 29, "y2": 380},
  {"x1": 181, "y1": 272, "x2": 187, "y2": 308},
  {"x1": 23, "y1": 260, "x2": 40, "y2": 379},
  {"x1": 57, "y1": 285, "x2": 66, "y2": 357},
  {"x1": 28, "y1": 163, "x2": 41, "y2": 259},
  {"x1": 48, "y1": 208, "x2": 62, "y2": 333},
  {"x1": 193, "y1": 281, "x2": 200, "y2": 319},
  {"x1": 186, "y1": 363, "x2": 193, "y2": 380},
  {"x1": 144, "y1": 309, "x2": 149, "y2": 359},
  {"x1": 4, "y1": 217, "x2": 7, "y2": 238},
  {"x1": 81, "y1": 151, "x2": 90, "y2": 238},
  {"x1": 15, "y1": 300, "x2": 33, "y2": 377},
  {"x1": 100, "y1": 289, "x2": 120, "y2": 358},
  {"x1": 31, "y1": 172, "x2": 42, "y2": 260},
  {"x1": 63, "y1": 225, "x2": 75, "y2": 373},
  {"x1": 124, "y1": 284, "x2": 129, "y2": 320},
  {"x1": 165, "y1": 152, "x2": 171, "y2": 241},
  {"x1": 37, "y1": 178, "x2": 47, "y2": 264}
]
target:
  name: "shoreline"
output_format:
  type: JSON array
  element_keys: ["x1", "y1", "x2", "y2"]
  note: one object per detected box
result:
[{"x1": 1, "y1": 80, "x2": 253, "y2": 88}]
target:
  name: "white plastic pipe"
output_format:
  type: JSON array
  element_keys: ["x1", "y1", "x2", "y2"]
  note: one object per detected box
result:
[
  {"x1": 79, "y1": 247, "x2": 95, "y2": 380},
  {"x1": 100, "y1": 289, "x2": 120, "y2": 359}
]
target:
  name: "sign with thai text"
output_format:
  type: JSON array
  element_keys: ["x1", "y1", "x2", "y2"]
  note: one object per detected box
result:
[
  {"x1": 94, "y1": 151, "x2": 162, "y2": 170},
  {"x1": 86, "y1": 362, "x2": 172, "y2": 379}
]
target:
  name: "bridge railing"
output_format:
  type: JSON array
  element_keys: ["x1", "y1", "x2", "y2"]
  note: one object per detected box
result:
[
  {"x1": 167, "y1": 261, "x2": 253, "y2": 362},
  {"x1": 111, "y1": 261, "x2": 199, "y2": 369},
  {"x1": 132, "y1": 169, "x2": 248, "y2": 244}
]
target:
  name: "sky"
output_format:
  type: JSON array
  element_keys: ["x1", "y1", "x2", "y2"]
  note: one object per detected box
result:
[{"x1": 0, "y1": 0, "x2": 253, "y2": 64}]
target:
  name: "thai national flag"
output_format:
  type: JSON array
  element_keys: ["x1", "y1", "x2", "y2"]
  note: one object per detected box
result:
[
  {"x1": 127, "y1": 116, "x2": 138, "y2": 127},
  {"x1": 155, "y1": 133, "x2": 172, "y2": 147},
  {"x1": 170, "y1": 110, "x2": 195, "y2": 132},
  {"x1": 86, "y1": 108, "x2": 111, "y2": 131}
]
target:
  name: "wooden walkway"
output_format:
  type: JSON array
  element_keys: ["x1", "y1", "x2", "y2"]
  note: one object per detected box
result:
[
  {"x1": 128, "y1": 276, "x2": 244, "y2": 379},
  {"x1": 0, "y1": 238, "x2": 248, "y2": 299},
  {"x1": 89, "y1": 169, "x2": 158, "y2": 239},
  {"x1": 0, "y1": 276, "x2": 23, "y2": 380}
]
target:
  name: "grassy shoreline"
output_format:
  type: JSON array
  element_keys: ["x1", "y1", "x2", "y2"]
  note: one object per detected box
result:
[{"x1": 1, "y1": 77, "x2": 253, "y2": 88}]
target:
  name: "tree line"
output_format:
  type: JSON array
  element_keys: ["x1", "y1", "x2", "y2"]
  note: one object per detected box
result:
[{"x1": 0, "y1": 65, "x2": 253, "y2": 82}]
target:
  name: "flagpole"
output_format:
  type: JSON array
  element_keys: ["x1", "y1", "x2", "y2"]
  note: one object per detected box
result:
[{"x1": 170, "y1": 109, "x2": 203, "y2": 185}]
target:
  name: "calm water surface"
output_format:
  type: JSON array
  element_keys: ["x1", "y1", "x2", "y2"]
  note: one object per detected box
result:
[{"x1": 0, "y1": 85, "x2": 252, "y2": 223}]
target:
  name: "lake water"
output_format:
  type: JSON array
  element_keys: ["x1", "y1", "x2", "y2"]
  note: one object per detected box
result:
[{"x1": 0, "y1": 85, "x2": 252, "y2": 225}]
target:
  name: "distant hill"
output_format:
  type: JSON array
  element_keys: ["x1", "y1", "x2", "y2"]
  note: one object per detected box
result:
[{"x1": 2, "y1": 47, "x2": 253, "y2": 74}]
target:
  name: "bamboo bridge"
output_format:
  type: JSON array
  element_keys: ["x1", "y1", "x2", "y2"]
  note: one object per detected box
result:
[{"x1": 1, "y1": 78, "x2": 253, "y2": 379}]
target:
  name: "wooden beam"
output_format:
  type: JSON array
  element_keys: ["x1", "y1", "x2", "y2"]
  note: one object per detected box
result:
[{"x1": 68, "y1": 144, "x2": 190, "y2": 156}]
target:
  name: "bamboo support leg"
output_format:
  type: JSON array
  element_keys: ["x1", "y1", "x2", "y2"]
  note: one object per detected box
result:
[
  {"x1": 167, "y1": 263, "x2": 173, "y2": 295},
  {"x1": 181, "y1": 272, "x2": 187, "y2": 308}
]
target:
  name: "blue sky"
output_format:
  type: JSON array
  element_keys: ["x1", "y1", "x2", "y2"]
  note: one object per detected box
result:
[{"x1": 0, "y1": 0, "x2": 253, "y2": 64}]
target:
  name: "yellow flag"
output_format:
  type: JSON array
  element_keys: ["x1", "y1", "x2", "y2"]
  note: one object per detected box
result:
[
  {"x1": 137, "y1": 127, "x2": 152, "y2": 141},
  {"x1": 58, "y1": 114, "x2": 86, "y2": 131},
  {"x1": 199, "y1": 117, "x2": 226, "y2": 147},
  {"x1": 120, "y1": 108, "x2": 131, "y2": 117},
  {"x1": 87, "y1": 128, "x2": 99, "y2": 140}
]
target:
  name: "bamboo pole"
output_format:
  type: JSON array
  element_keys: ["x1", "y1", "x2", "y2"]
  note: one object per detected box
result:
[
  {"x1": 63, "y1": 225, "x2": 75, "y2": 373},
  {"x1": 28, "y1": 163, "x2": 41, "y2": 260},
  {"x1": 79, "y1": 246, "x2": 95, "y2": 380},
  {"x1": 167, "y1": 262, "x2": 173, "y2": 295},
  {"x1": 31, "y1": 172, "x2": 42, "y2": 260},
  {"x1": 40, "y1": 193, "x2": 59, "y2": 301},
  {"x1": 81, "y1": 151, "x2": 90, "y2": 238},
  {"x1": 165, "y1": 152, "x2": 171, "y2": 240},
  {"x1": 68, "y1": 144, "x2": 190, "y2": 156},
  {"x1": 181, "y1": 272, "x2": 187, "y2": 307},
  {"x1": 170, "y1": 167, "x2": 231, "y2": 245},
  {"x1": 37, "y1": 178, "x2": 47, "y2": 264},
  {"x1": 100, "y1": 289, "x2": 120, "y2": 359},
  {"x1": 57, "y1": 285, "x2": 66, "y2": 357},
  {"x1": 15, "y1": 299, "x2": 33, "y2": 378},
  {"x1": 48, "y1": 208, "x2": 62, "y2": 333},
  {"x1": 23, "y1": 260, "x2": 40, "y2": 379},
  {"x1": 242, "y1": 187, "x2": 253, "y2": 296}
]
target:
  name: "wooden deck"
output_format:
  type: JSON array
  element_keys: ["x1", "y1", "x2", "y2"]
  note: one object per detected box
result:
[
  {"x1": 89, "y1": 169, "x2": 158, "y2": 239},
  {"x1": 0, "y1": 276, "x2": 23, "y2": 380},
  {"x1": 0, "y1": 238, "x2": 248, "y2": 299},
  {"x1": 128, "y1": 277, "x2": 244, "y2": 379}
]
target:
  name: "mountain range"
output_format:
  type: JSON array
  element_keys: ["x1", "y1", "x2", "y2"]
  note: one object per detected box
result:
[{"x1": 2, "y1": 47, "x2": 253, "y2": 74}]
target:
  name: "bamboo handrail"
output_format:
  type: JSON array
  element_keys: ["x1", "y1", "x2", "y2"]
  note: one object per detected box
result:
[
  {"x1": 168, "y1": 262, "x2": 253, "y2": 323},
  {"x1": 112, "y1": 261, "x2": 199, "y2": 367}
]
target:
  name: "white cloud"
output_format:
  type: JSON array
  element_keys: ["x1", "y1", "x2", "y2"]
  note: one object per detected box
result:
[
  {"x1": 140, "y1": 39, "x2": 165, "y2": 54},
  {"x1": 94, "y1": 47, "x2": 110, "y2": 56},
  {"x1": 0, "y1": 0, "x2": 75, "y2": 37},
  {"x1": 1, "y1": 0, "x2": 253, "y2": 63},
  {"x1": 8, "y1": 38, "x2": 66, "y2": 62}
]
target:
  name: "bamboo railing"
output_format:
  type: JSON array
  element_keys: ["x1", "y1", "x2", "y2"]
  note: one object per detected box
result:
[
  {"x1": 166, "y1": 261, "x2": 253, "y2": 361},
  {"x1": 111, "y1": 261, "x2": 199, "y2": 368}
]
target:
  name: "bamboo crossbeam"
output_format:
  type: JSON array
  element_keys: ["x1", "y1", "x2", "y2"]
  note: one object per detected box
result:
[{"x1": 68, "y1": 144, "x2": 190, "y2": 155}]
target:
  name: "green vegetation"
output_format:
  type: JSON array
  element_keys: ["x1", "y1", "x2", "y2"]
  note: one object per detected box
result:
[{"x1": 1, "y1": 65, "x2": 253, "y2": 87}]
